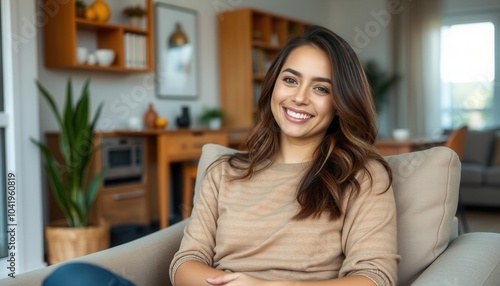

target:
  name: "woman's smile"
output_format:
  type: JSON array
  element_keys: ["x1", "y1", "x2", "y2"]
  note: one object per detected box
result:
[{"x1": 284, "y1": 107, "x2": 313, "y2": 122}]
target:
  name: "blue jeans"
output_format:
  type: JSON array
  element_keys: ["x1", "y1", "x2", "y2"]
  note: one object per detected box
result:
[{"x1": 43, "y1": 262, "x2": 136, "y2": 286}]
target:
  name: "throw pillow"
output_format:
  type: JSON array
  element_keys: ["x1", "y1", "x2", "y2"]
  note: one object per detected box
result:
[{"x1": 385, "y1": 147, "x2": 460, "y2": 285}]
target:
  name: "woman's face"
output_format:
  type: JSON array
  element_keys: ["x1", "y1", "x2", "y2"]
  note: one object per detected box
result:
[{"x1": 271, "y1": 45, "x2": 336, "y2": 145}]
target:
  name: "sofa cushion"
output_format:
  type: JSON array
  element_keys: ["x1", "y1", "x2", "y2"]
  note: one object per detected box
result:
[
  {"x1": 463, "y1": 129, "x2": 496, "y2": 166},
  {"x1": 461, "y1": 164, "x2": 486, "y2": 185},
  {"x1": 484, "y1": 167, "x2": 500, "y2": 186},
  {"x1": 385, "y1": 147, "x2": 460, "y2": 285},
  {"x1": 493, "y1": 134, "x2": 500, "y2": 166}
]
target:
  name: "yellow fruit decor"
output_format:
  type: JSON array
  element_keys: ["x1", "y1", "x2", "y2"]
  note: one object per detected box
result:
[
  {"x1": 86, "y1": 0, "x2": 111, "y2": 23},
  {"x1": 155, "y1": 117, "x2": 168, "y2": 129}
]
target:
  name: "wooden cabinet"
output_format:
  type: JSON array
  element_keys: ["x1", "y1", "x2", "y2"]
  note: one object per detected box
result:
[
  {"x1": 42, "y1": 0, "x2": 154, "y2": 73},
  {"x1": 97, "y1": 185, "x2": 150, "y2": 226},
  {"x1": 218, "y1": 8, "x2": 312, "y2": 130}
]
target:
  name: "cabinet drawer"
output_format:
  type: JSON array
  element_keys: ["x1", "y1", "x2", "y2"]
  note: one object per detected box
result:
[
  {"x1": 165, "y1": 131, "x2": 227, "y2": 156},
  {"x1": 100, "y1": 187, "x2": 150, "y2": 226}
]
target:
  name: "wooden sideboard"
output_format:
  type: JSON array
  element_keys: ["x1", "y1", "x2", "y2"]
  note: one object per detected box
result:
[
  {"x1": 112, "y1": 129, "x2": 228, "y2": 228},
  {"x1": 47, "y1": 129, "x2": 228, "y2": 229}
]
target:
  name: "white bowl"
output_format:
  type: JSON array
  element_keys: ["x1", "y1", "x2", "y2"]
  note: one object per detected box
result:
[
  {"x1": 393, "y1": 128, "x2": 410, "y2": 141},
  {"x1": 76, "y1": 47, "x2": 88, "y2": 64},
  {"x1": 95, "y1": 49, "x2": 115, "y2": 66}
]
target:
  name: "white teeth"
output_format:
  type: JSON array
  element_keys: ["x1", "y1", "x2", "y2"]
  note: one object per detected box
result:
[{"x1": 286, "y1": 109, "x2": 311, "y2": 119}]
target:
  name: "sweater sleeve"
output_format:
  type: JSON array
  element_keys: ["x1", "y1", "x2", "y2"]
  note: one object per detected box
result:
[
  {"x1": 339, "y1": 160, "x2": 400, "y2": 286},
  {"x1": 169, "y1": 162, "x2": 223, "y2": 285}
]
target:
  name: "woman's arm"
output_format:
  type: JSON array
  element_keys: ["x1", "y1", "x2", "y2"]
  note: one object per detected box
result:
[
  {"x1": 338, "y1": 161, "x2": 400, "y2": 285},
  {"x1": 175, "y1": 261, "x2": 228, "y2": 286},
  {"x1": 169, "y1": 163, "x2": 224, "y2": 285},
  {"x1": 206, "y1": 272, "x2": 376, "y2": 286}
]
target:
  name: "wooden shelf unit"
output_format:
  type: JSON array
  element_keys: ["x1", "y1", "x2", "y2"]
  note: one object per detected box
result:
[
  {"x1": 218, "y1": 8, "x2": 312, "y2": 130},
  {"x1": 42, "y1": 0, "x2": 154, "y2": 73}
]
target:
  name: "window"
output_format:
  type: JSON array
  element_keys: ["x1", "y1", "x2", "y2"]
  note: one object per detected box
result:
[
  {"x1": 440, "y1": 13, "x2": 498, "y2": 129},
  {"x1": 0, "y1": 1, "x2": 6, "y2": 259}
]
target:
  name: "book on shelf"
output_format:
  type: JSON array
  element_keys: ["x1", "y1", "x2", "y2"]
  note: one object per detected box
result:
[
  {"x1": 124, "y1": 33, "x2": 147, "y2": 68},
  {"x1": 252, "y1": 48, "x2": 272, "y2": 74}
]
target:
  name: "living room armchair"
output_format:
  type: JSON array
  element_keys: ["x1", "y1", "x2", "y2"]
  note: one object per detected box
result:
[{"x1": 1, "y1": 145, "x2": 500, "y2": 286}]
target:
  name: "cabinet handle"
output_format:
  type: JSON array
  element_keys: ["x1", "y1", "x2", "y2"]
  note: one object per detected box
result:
[{"x1": 112, "y1": 190, "x2": 144, "y2": 201}]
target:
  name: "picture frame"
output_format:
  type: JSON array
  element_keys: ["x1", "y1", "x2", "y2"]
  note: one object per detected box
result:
[{"x1": 154, "y1": 3, "x2": 199, "y2": 99}]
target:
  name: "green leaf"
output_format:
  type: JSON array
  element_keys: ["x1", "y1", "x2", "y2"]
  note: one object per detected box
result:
[
  {"x1": 32, "y1": 78, "x2": 104, "y2": 227},
  {"x1": 30, "y1": 138, "x2": 72, "y2": 224},
  {"x1": 35, "y1": 81, "x2": 62, "y2": 127},
  {"x1": 85, "y1": 167, "x2": 107, "y2": 212}
]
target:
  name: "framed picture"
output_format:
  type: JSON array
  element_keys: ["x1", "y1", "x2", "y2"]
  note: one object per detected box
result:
[{"x1": 155, "y1": 3, "x2": 199, "y2": 99}]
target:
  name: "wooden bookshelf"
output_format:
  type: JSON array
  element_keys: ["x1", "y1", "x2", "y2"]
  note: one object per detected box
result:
[
  {"x1": 218, "y1": 8, "x2": 312, "y2": 130},
  {"x1": 42, "y1": 0, "x2": 154, "y2": 73}
]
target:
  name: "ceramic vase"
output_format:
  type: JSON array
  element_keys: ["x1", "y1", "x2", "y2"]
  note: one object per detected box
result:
[
  {"x1": 176, "y1": 106, "x2": 191, "y2": 128},
  {"x1": 144, "y1": 103, "x2": 158, "y2": 129}
]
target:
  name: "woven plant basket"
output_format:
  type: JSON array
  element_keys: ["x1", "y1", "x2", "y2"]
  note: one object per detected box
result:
[{"x1": 45, "y1": 220, "x2": 110, "y2": 265}]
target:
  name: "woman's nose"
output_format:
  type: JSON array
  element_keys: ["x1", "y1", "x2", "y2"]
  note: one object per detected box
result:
[{"x1": 291, "y1": 87, "x2": 309, "y2": 104}]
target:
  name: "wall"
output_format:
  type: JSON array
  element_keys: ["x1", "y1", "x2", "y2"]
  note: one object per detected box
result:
[
  {"x1": 37, "y1": 0, "x2": 331, "y2": 134},
  {"x1": 326, "y1": 0, "x2": 394, "y2": 137}
]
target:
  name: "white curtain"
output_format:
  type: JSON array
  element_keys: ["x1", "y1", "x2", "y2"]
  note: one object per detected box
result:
[{"x1": 391, "y1": 0, "x2": 442, "y2": 137}]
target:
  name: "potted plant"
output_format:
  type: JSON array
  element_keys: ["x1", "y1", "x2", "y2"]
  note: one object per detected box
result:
[
  {"x1": 363, "y1": 60, "x2": 401, "y2": 114},
  {"x1": 200, "y1": 107, "x2": 225, "y2": 130},
  {"x1": 122, "y1": 5, "x2": 146, "y2": 27},
  {"x1": 75, "y1": 0, "x2": 86, "y2": 18},
  {"x1": 31, "y1": 79, "x2": 108, "y2": 265}
]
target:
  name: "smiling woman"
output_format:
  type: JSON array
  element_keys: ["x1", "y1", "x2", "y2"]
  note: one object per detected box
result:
[{"x1": 171, "y1": 25, "x2": 399, "y2": 286}]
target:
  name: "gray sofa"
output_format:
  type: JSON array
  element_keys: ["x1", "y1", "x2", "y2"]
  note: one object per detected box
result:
[
  {"x1": 1, "y1": 145, "x2": 500, "y2": 285},
  {"x1": 460, "y1": 127, "x2": 500, "y2": 207}
]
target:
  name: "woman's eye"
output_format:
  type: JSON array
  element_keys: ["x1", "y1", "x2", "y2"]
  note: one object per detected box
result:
[
  {"x1": 315, "y1": 86, "x2": 330, "y2": 93},
  {"x1": 283, "y1": 77, "x2": 297, "y2": 84}
]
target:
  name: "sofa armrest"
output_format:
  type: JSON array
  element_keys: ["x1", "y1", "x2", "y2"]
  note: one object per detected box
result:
[
  {"x1": 411, "y1": 232, "x2": 500, "y2": 286},
  {"x1": 0, "y1": 220, "x2": 187, "y2": 286}
]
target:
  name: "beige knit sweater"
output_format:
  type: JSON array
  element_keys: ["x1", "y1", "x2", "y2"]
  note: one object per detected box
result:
[{"x1": 170, "y1": 159, "x2": 399, "y2": 286}]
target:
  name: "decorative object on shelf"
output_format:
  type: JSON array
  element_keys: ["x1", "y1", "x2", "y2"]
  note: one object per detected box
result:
[
  {"x1": 31, "y1": 78, "x2": 109, "y2": 264},
  {"x1": 363, "y1": 59, "x2": 401, "y2": 114},
  {"x1": 200, "y1": 107, "x2": 225, "y2": 130},
  {"x1": 76, "y1": 47, "x2": 88, "y2": 64},
  {"x1": 123, "y1": 5, "x2": 146, "y2": 28},
  {"x1": 95, "y1": 49, "x2": 115, "y2": 66},
  {"x1": 176, "y1": 106, "x2": 191, "y2": 128},
  {"x1": 143, "y1": 103, "x2": 158, "y2": 129},
  {"x1": 392, "y1": 128, "x2": 410, "y2": 141},
  {"x1": 86, "y1": 52, "x2": 97, "y2": 65},
  {"x1": 87, "y1": 0, "x2": 111, "y2": 23},
  {"x1": 128, "y1": 116, "x2": 142, "y2": 130},
  {"x1": 155, "y1": 3, "x2": 199, "y2": 99},
  {"x1": 155, "y1": 117, "x2": 169, "y2": 129},
  {"x1": 75, "y1": 0, "x2": 86, "y2": 18}
]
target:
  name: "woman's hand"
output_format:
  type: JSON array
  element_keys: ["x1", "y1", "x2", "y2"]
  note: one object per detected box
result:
[{"x1": 206, "y1": 273, "x2": 275, "y2": 286}]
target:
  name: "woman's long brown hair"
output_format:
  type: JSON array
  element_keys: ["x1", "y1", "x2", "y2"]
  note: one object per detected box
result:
[{"x1": 221, "y1": 25, "x2": 392, "y2": 220}]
